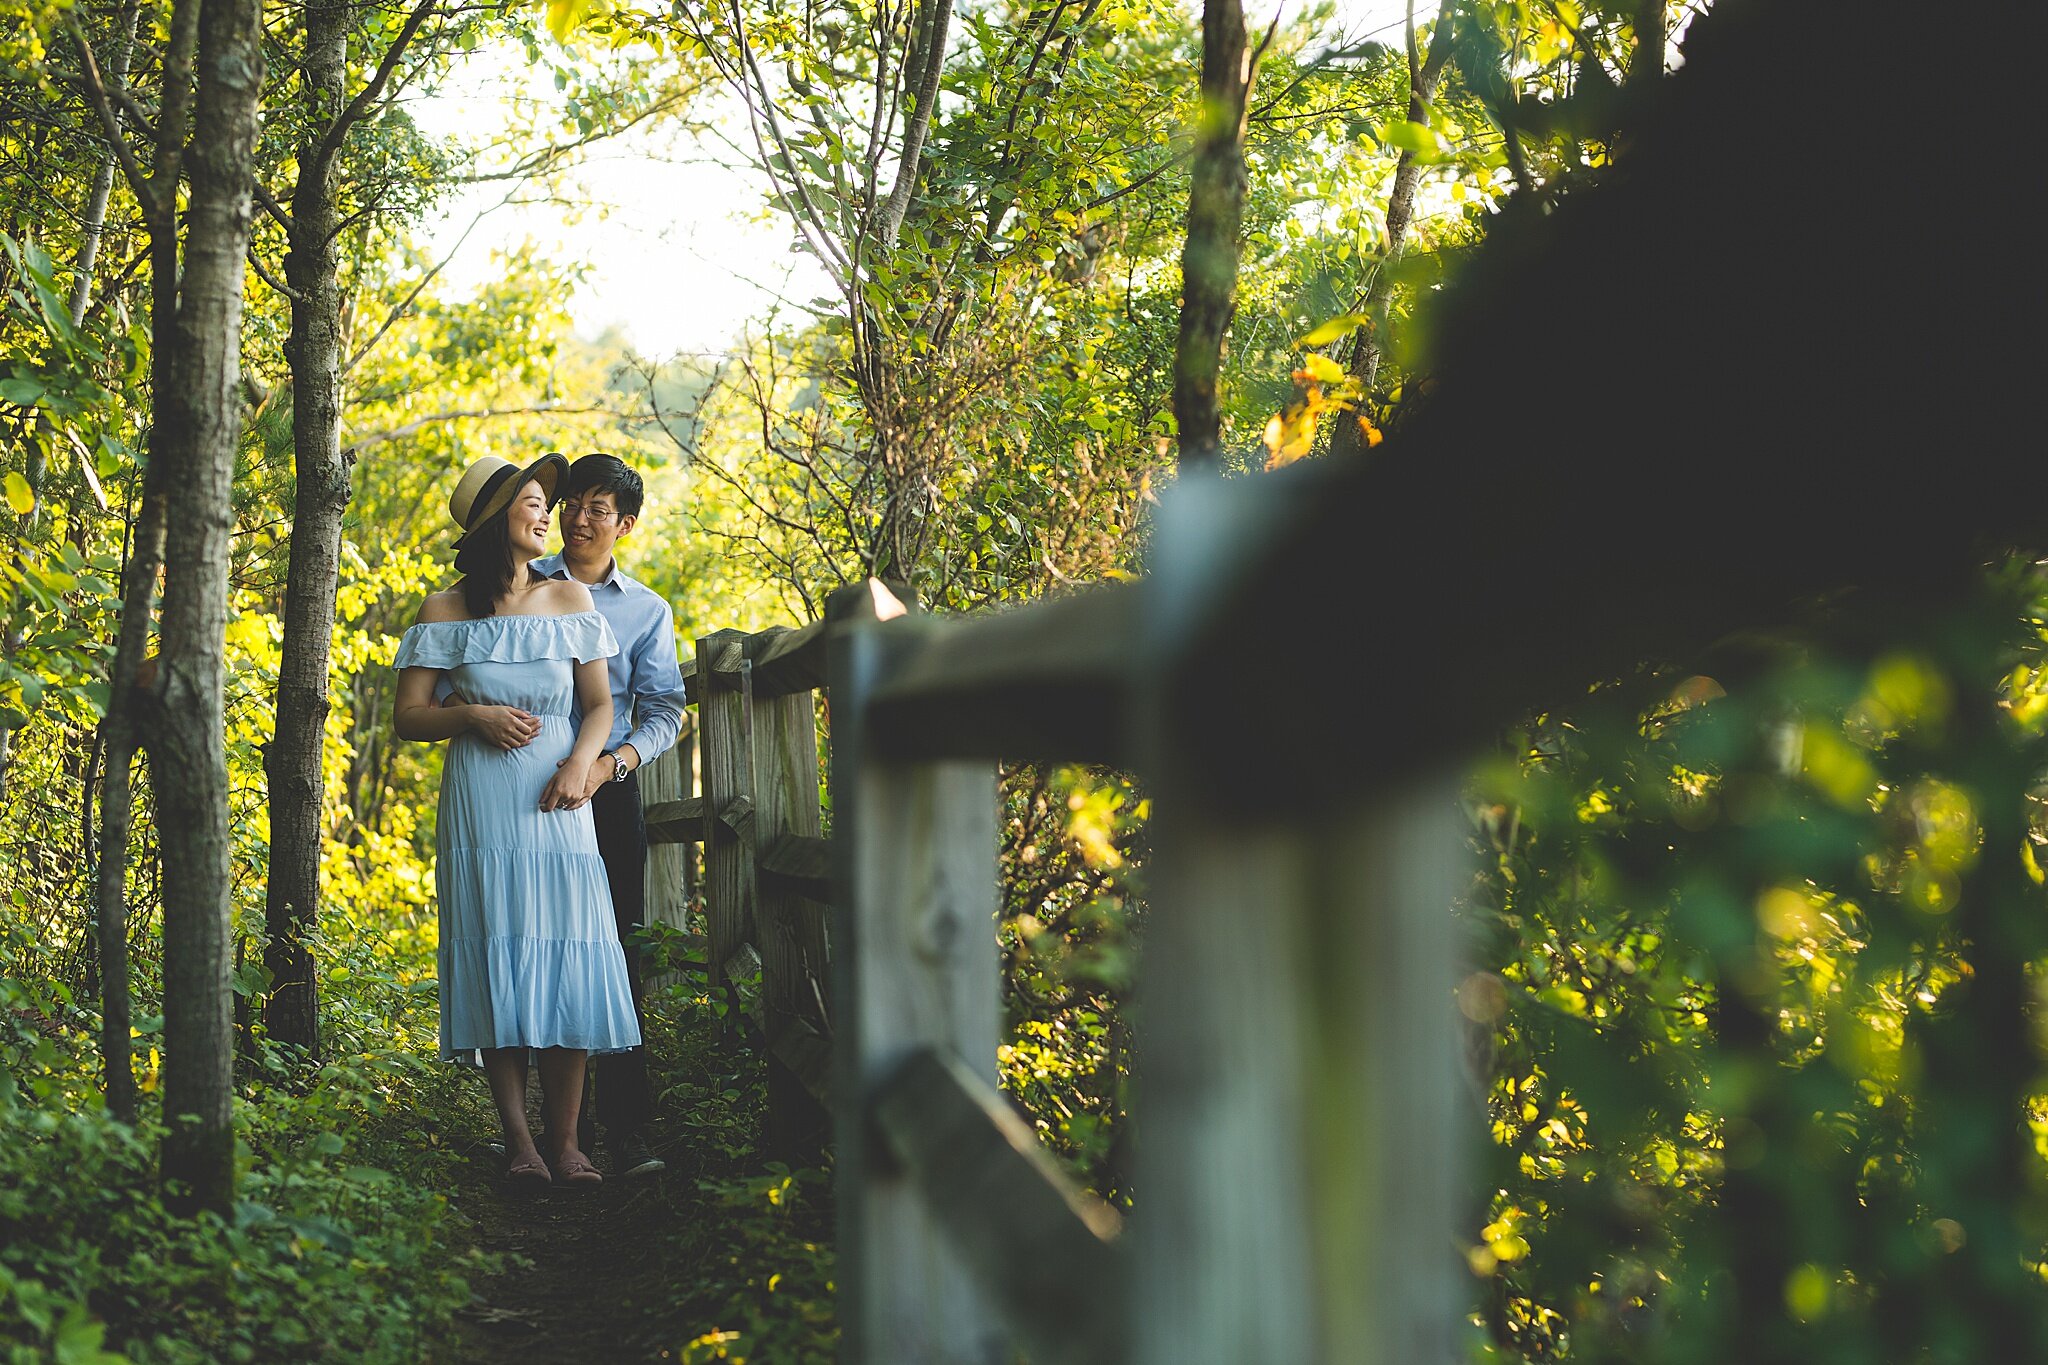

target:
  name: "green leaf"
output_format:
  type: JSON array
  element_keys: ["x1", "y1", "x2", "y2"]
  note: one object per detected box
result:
[
  {"x1": 53, "y1": 1302, "x2": 121, "y2": 1365},
  {"x1": 1297, "y1": 313, "x2": 1370, "y2": 347},
  {"x1": 5, "y1": 471, "x2": 34, "y2": 516},
  {"x1": 1383, "y1": 119, "x2": 1446, "y2": 158},
  {"x1": 0, "y1": 377, "x2": 45, "y2": 406}
]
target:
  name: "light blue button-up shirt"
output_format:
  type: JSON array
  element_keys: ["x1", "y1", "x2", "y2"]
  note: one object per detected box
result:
[{"x1": 531, "y1": 552, "x2": 686, "y2": 766}]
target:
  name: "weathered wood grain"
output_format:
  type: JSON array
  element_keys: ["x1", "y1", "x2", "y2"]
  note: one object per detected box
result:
[
  {"x1": 695, "y1": 628, "x2": 755, "y2": 1030},
  {"x1": 871, "y1": 1046, "x2": 1126, "y2": 1365},
  {"x1": 758, "y1": 830, "x2": 833, "y2": 904},
  {"x1": 1133, "y1": 775, "x2": 1467, "y2": 1365},
  {"x1": 832, "y1": 621, "x2": 1008, "y2": 1365},
  {"x1": 640, "y1": 737, "x2": 696, "y2": 992},
  {"x1": 753, "y1": 668, "x2": 831, "y2": 1163},
  {"x1": 643, "y1": 795, "x2": 706, "y2": 846},
  {"x1": 768, "y1": 1013, "x2": 833, "y2": 1108}
]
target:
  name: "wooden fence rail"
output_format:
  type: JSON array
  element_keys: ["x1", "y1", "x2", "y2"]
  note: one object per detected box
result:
[{"x1": 635, "y1": 514, "x2": 1465, "y2": 1363}]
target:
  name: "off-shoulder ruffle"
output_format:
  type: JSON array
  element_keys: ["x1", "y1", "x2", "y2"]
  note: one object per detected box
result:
[{"x1": 393, "y1": 610, "x2": 619, "y2": 671}]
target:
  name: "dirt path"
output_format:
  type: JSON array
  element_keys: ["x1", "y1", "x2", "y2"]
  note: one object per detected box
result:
[
  {"x1": 416, "y1": 1006, "x2": 821, "y2": 1363},
  {"x1": 441, "y1": 1132, "x2": 705, "y2": 1363}
]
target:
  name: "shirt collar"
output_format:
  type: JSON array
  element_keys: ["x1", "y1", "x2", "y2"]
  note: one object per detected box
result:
[{"x1": 534, "y1": 551, "x2": 625, "y2": 590}]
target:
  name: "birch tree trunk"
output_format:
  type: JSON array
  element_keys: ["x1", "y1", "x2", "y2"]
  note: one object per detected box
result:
[
  {"x1": 153, "y1": 0, "x2": 265, "y2": 1215},
  {"x1": 1172, "y1": 0, "x2": 1258, "y2": 471},
  {"x1": 67, "y1": 0, "x2": 142, "y2": 323},
  {"x1": 263, "y1": 0, "x2": 352, "y2": 1058}
]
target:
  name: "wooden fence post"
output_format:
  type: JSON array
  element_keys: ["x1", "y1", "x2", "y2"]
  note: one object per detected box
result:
[
  {"x1": 748, "y1": 626, "x2": 830, "y2": 1163},
  {"x1": 832, "y1": 616, "x2": 1009, "y2": 1365},
  {"x1": 696, "y1": 627, "x2": 756, "y2": 1037},
  {"x1": 1132, "y1": 780, "x2": 1468, "y2": 1365},
  {"x1": 638, "y1": 718, "x2": 694, "y2": 991}
]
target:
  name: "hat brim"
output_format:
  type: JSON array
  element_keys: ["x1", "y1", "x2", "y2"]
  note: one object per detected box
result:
[{"x1": 452, "y1": 452, "x2": 570, "y2": 548}]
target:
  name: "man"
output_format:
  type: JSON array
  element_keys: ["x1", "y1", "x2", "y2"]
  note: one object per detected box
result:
[{"x1": 533, "y1": 451, "x2": 687, "y2": 1178}]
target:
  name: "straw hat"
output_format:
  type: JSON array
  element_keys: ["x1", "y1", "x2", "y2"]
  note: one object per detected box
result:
[{"x1": 448, "y1": 452, "x2": 569, "y2": 547}]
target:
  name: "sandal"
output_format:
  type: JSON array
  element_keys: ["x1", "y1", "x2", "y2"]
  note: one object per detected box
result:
[
  {"x1": 503, "y1": 1153, "x2": 552, "y2": 1191},
  {"x1": 552, "y1": 1152, "x2": 603, "y2": 1188}
]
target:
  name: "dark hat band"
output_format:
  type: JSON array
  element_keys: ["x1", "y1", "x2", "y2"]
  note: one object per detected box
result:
[{"x1": 463, "y1": 464, "x2": 519, "y2": 530}]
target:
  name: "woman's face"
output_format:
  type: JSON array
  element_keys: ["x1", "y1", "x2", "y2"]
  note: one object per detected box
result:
[{"x1": 506, "y1": 479, "x2": 550, "y2": 560}]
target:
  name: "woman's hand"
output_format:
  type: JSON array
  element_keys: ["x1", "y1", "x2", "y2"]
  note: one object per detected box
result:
[
  {"x1": 470, "y1": 705, "x2": 542, "y2": 750},
  {"x1": 554, "y1": 752, "x2": 616, "y2": 808},
  {"x1": 539, "y1": 760, "x2": 590, "y2": 813}
]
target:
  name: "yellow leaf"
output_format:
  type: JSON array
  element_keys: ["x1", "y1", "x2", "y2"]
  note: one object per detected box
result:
[
  {"x1": 1302, "y1": 353, "x2": 1346, "y2": 385},
  {"x1": 1296, "y1": 313, "x2": 1370, "y2": 347},
  {"x1": 3, "y1": 470, "x2": 32, "y2": 516},
  {"x1": 545, "y1": 0, "x2": 591, "y2": 42},
  {"x1": 1264, "y1": 402, "x2": 1316, "y2": 470}
]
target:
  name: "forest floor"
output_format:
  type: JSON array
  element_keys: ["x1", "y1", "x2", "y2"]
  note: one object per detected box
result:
[
  {"x1": 441, "y1": 1121, "x2": 706, "y2": 1362},
  {"x1": 420, "y1": 993, "x2": 837, "y2": 1364}
]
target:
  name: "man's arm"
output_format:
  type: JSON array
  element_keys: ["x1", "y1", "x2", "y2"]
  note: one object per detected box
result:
[{"x1": 615, "y1": 599, "x2": 686, "y2": 773}]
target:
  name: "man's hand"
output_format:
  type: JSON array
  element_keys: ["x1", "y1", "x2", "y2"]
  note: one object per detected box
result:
[
  {"x1": 554, "y1": 751, "x2": 616, "y2": 808},
  {"x1": 541, "y1": 758, "x2": 595, "y2": 813},
  {"x1": 470, "y1": 705, "x2": 542, "y2": 750}
]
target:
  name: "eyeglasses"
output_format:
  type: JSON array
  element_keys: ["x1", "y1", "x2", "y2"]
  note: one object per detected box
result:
[{"x1": 558, "y1": 501, "x2": 621, "y2": 524}]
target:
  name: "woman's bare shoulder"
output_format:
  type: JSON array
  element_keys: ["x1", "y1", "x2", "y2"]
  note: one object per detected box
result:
[
  {"x1": 539, "y1": 578, "x2": 596, "y2": 614},
  {"x1": 416, "y1": 587, "x2": 469, "y2": 624}
]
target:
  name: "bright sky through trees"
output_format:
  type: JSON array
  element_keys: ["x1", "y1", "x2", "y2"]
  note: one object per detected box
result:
[{"x1": 413, "y1": 0, "x2": 1429, "y2": 358}]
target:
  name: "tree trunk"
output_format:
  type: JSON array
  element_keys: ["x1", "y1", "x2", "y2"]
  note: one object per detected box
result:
[
  {"x1": 1172, "y1": 0, "x2": 1257, "y2": 471},
  {"x1": 68, "y1": 0, "x2": 143, "y2": 322},
  {"x1": 1328, "y1": 2, "x2": 1452, "y2": 460},
  {"x1": 878, "y1": 0, "x2": 953, "y2": 246},
  {"x1": 1631, "y1": 0, "x2": 1667, "y2": 88},
  {"x1": 263, "y1": 0, "x2": 353, "y2": 1059},
  {"x1": 93, "y1": 0, "x2": 203, "y2": 1127},
  {"x1": 152, "y1": 0, "x2": 265, "y2": 1216}
]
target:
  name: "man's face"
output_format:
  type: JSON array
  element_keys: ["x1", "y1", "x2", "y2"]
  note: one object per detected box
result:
[{"x1": 558, "y1": 486, "x2": 636, "y2": 562}]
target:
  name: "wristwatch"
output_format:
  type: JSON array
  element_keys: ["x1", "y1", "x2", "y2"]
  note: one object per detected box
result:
[{"x1": 608, "y1": 750, "x2": 631, "y2": 783}]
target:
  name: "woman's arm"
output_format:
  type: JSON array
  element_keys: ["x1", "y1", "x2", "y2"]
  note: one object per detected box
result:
[
  {"x1": 396, "y1": 671, "x2": 544, "y2": 747},
  {"x1": 540, "y1": 657, "x2": 614, "y2": 812},
  {"x1": 394, "y1": 665, "x2": 473, "y2": 741},
  {"x1": 393, "y1": 593, "x2": 542, "y2": 747}
]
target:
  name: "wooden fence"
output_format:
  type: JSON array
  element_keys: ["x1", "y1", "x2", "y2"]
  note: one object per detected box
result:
[{"x1": 634, "y1": 476, "x2": 1469, "y2": 1365}]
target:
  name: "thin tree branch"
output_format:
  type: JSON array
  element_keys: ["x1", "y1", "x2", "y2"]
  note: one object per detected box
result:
[
  {"x1": 253, "y1": 178, "x2": 295, "y2": 232},
  {"x1": 878, "y1": 0, "x2": 952, "y2": 244},
  {"x1": 316, "y1": 0, "x2": 440, "y2": 165},
  {"x1": 65, "y1": 15, "x2": 156, "y2": 221},
  {"x1": 247, "y1": 246, "x2": 300, "y2": 301},
  {"x1": 340, "y1": 186, "x2": 511, "y2": 378},
  {"x1": 341, "y1": 403, "x2": 623, "y2": 456}
]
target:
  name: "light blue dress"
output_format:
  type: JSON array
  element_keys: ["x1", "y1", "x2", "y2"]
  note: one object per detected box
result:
[{"x1": 392, "y1": 610, "x2": 644, "y2": 1064}]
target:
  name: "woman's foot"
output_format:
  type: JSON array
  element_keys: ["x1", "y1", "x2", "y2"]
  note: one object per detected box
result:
[
  {"x1": 550, "y1": 1148, "x2": 603, "y2": 1188},
  {"x1": 503, "y1": 1149, "x2": 552, "y2": 1191}
]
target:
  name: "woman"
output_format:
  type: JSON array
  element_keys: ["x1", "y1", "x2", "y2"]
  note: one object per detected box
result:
[{"x1": 392, "y1": 452, "x2": 642, "y2": 1189}]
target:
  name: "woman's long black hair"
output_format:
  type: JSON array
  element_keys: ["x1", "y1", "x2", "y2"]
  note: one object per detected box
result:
[{"x1": 452, "y1": 477, "x2": 538, "y2": 618}]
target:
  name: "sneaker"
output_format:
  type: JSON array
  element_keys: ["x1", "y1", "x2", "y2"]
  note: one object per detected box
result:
[{"x1": 613, "y1": 1131, "x2": 665, "y2": 1179}]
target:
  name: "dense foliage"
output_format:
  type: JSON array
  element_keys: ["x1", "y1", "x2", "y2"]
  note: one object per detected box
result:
[{"x1": 3, "y1": 0, "x2": 2043, "y2": 1359}]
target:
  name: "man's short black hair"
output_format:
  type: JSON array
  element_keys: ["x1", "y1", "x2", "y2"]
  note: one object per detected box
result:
[{"x1": 565, "y1": 452, "x2": 645, "y2": 520}]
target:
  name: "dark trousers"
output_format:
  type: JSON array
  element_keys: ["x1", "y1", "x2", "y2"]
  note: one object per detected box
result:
[{"x1": 591, "y1": 771, "x2": 651, "y2": 1138}]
